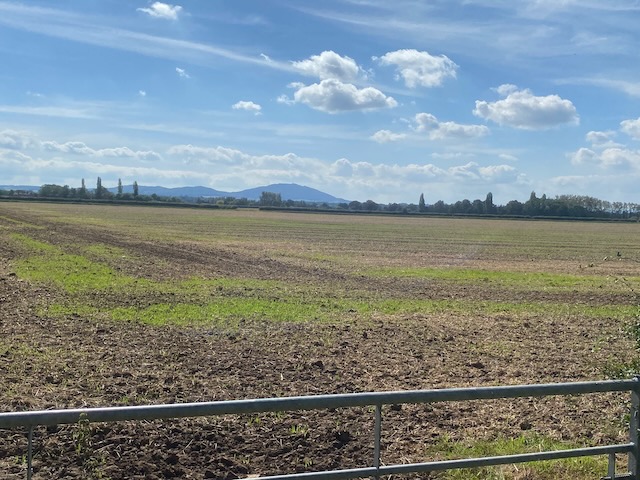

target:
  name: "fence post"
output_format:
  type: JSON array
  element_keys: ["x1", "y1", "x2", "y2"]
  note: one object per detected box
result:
[
  {"x1": 629, "y1": 375, "x2": 640, "y2": 479},
  {"x1": 27, "y1": 426, "x2": 33, "y2": 480},
  {"x1": 373, "y1": 404, "x2": 382, "y2": 480}
]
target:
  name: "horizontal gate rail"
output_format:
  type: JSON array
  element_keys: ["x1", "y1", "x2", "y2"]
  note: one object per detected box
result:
[{"x1": 2, "y1": 377, "x2": 639, "y2": 479}]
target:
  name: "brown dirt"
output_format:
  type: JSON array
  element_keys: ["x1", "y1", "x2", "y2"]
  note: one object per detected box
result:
[{"x1": 0, "y1": 207, "x2": 637, "y2": 479}]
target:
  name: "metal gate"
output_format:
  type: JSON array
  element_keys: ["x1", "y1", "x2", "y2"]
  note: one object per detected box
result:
[{"x1": 1, "y1": 378, "x2": 639, "y2": 479}]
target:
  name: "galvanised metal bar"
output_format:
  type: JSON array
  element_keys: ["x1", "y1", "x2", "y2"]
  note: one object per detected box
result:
[
  {"x1": 628, "y1": 376, "x2": 640, "y2": 479},
  {"x1": 372, "y1": 404, "x2": 381, "y2": 479},
  {"x1": 0, "y1": 378, "x2": 636, "y2": 428},
  {"x1": 247, "y1": 444, "x2": 636, "y2": 480},
  {"x1": 26, "y1": 426, "x2": 33, "y2": 480}
]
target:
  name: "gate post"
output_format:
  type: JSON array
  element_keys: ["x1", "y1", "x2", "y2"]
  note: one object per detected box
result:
[{"x1": 629, "y1": 375, "x2": 640, "y2": 479}]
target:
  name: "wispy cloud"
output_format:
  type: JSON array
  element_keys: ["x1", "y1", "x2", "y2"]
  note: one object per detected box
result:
[
  {"x1": 0, "y1": 2, "x2": 294, "y2": 72},
  {"x1": 295, "y1": 1, "x2": 638, "y2": 69},
  {"x1": 0, "y1": 104, "x2": 98, "y2": 119},
  {"x1": 557, "y1": 77, "x2": 640, "y2": 97},
  {"x1": 175, "y1": 67, "x2": 190, "y2": 79}
]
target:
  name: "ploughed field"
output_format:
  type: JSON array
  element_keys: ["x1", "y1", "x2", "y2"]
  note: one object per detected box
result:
[{"x1": 1, "y1": 202, "x2": 640, "y2": 479}]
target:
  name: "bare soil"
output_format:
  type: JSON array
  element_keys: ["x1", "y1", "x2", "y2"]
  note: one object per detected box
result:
[{"x1": 0, "y1": 206, "x2": 636, "y2": 479}]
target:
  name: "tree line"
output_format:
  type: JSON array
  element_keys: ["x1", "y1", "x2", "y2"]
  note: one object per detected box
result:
[{"x1": 1, "y1": 179, "x2": 639, "y2": 220}]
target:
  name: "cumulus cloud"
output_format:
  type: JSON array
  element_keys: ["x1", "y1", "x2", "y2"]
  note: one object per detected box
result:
[
  {"x1": 292, "y1": 79, "x2": 397, "y2": 114},
  {"x1": 42, "y1": 141, "x2": 94, "y2": 155},
  {"x1": 291, "y1": 51, "x2": 362, "y2": 82},
  {"x1": 414, "y1": 113, "x2": 489, "y2": 140},
  {"x1": 586, "y1": 130, "x2": 615, "y2": 145},
  {"x1": 0, "y1": 129, "x2": 36, "y2": 149},
  {"x1": 370, "y1": 130, "x2": 407, "y2": 143},
  {"x1": 167, "y1": 145, "x2": 322, "y2": 175},
  {"x1": 276, "y1": 94, "x2": 295, "y2": 105},
  {"x1": 375, "y1": 49, "x2": 458, "y2": 88},
  {"x1": 42, "y1": 141, "x2": 161, "y2": 162},
  {"x1": 137, "y1": 2, "x2": 182, "y2": 20},
  {"x1": 232, "y1": 100, "x2": 262, "y2": 115},
  {"x1": 175, "y1": 67, "x2": 190, "y2": 79},
  {"x1": 167, "y1": 145, "x2": 245, "y2": 164},
  {"x1": 473, "y1": 85, "x2": 579, "y2": 129},
  {"x1": 570, "y1": 146, "x2": 640, "y2": 170},
  {"x1": 330, "y1": 158, "x2": 518, "y2": 186},
  {"x1": 138, "y1": 90, "x2": 147, "y2": 97},
  {"x1": 621, "y1": 117, "x2": 640, "y2": 139}
]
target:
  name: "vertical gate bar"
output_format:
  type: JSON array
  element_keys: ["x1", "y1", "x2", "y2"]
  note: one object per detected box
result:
[
  {"x1": 608, "y1": 452, "x2": 616, "y2": 479},
  {"x1": 27, "y1": 426, "x2": 33, "y2": 480},
  {"x1": 629, "y1": 375, "x2": 640, "y2": 479},
  {"x1": 373, "y1": 404, "x2": 382, "y2": 479}
]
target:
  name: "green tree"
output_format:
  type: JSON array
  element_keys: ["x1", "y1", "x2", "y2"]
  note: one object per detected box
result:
[
  {"x1": 484, "y1": 192, "x2": 494, "y2": 214},
  {"x1": 133, "y1": 181, "x2": 139, "y2": 198},
  {"x1": 117, "y1": 178, "x2": 123, "y2": 196},
  {"x1": 418, "y1": 193, "x2": 426, "y2": 212},
  {"x1": 95, "y1": 177, "x2": 103, "y2": 199},
  {"x1": 259, "y1": 191, "x2": 282, "y2": 206},
  {"x1": 80, "y1": 178, "x2": 87, "y2": 198}
]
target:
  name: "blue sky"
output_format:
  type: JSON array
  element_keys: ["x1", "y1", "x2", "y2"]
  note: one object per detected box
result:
[{"x1": 1, "y1": 0, "x2": 640, "y2": 204}]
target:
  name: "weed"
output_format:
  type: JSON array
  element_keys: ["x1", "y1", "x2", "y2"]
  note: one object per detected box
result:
[{"x1": 289, "y1": 424, "x2": 309, "y2": 438}]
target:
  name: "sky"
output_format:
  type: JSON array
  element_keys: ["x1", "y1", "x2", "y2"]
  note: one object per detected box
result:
[{"x1": 1, "y1": 0, "x2": 640, "y2": 205}]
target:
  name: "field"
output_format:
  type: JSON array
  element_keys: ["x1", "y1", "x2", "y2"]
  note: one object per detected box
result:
[{"x1": 1, "y1": 202, "x2": 640, "y2": 479}]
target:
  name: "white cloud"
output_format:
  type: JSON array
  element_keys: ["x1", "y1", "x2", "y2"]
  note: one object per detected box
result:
[
  {"x1": 586, "y1": 130, "x2": 615, "y2": 145},
  {"x1": 0, "y1": 3, "x2": 294, "y2": 72},
  {"x1": 494, "y1": 84, "x2": 519, "y2": 96},
  {"x1": 232, "y1": 101, "x2": 262, "y2": 115},
  {"x1": 0, "y1": 104, "x2": 97, "y2": 119},
  {"x1": 474, "y1": 85, "x2": 579, "y2": 129},
  {"x1": 42, "y1": 141, "x2": 94, "y2": 155},
  {"x1": 0, "y1": 129, "x2": 36, "y2": 149},
  {"x1": 370, "y1": 130, "x2": 407, "y2": 143},
  {"x1": 375, "y1": 49, "x2": 458, "y2": 88},
  {"x1": 167, "y1": 145, "x2": 247, "y2": 164},
  {"x1": 175, "y1": 67, "x2": 190, "y2": 79},
  {"x1": 291, "y1": 51, "x2": 362, "y2": 82},
  {"x1": 330, "y1": 158, "x2": 518, "y2": 186},
  {"x1": 499, "y1": 153, "x2": 519, "y2": 162},
  {"x1": 42, "y1": 141, "x2": 161, "y2": 162},
  {"x1": 621, "y1": 117, "x2": 640, "y2": 139},
  {"x1": 292, "y1": 79, "x2": 397, "y2": 113},
  {"x1": 276, "y1": 94, "x2": 295, "y2": 106},
  {"x1": 414, "y1": 113, "x2": 489, "y2": 140},
  {"x1": 137, "y1": 2, "x2": 182, "y2": 20},
  {"x1": 599, "y1": 148, "x2": 640, "y2": 169},
  {"x1": 138, "y1": 90, "x2": 147, "y2": 97},
  {"x1": 570, "y1": 146, "x2": 640, "y2": 170}
]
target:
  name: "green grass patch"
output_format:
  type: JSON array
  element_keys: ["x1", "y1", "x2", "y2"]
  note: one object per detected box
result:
[
  {"x1": 15, "y1": 252, "x2": 145, "y2": 294},
  {"x1": 10, "y1": 232, "x2": 58, "y2": 253},
  {"x1": 427, "y1": 433, "x2": 606, "y2": 479},
  {"x1": 365, "y1": 266, "x2": 636, "y2": 292},
  {"x1": 10, "y1": 232, "x2": 638, "y2": 327}
]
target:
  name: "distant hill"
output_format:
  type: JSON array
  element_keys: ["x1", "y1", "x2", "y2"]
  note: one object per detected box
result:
[
  {"x1": 0, "y1": 185, "x2": 40, "y2": 192},
  {"x1": 2, "y1": 183, "x2": 348, "y2": 203},
  {"x1": 231, "y1": 183, "x2": 348, "y2": 203},
  {"x1": 117, "y1": 185, "x2": 228, "y2": 198}
]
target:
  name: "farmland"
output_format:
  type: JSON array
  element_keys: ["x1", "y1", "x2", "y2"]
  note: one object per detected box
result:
[{"x1": 1, "y1": 201, "x2": 640, "y2": 479}]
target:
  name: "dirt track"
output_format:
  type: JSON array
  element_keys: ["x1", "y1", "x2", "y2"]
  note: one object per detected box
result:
[{"x1": 0, "y1": 205, "x2": 637, "y2": 479}]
